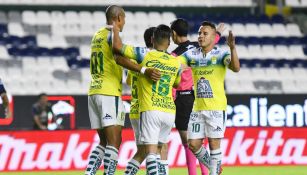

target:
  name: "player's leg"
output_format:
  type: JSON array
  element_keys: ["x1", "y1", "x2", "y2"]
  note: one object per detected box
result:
[
  {"x1": 188, "y1": 112, "x2": 210, "y2": 169},
  {"x1": 157, "y1": 143, "x2": 169, "y2": 175},
  {"x1": 101, "y1": 96, "x2": 126, "y2": 175},
  {"x1": 205, "y1": 111, "x2": 226, "y2": 175},
  {"x1": 124, "y1": 119, "x2": 146, "y2": 175},
  {"x1": 175, "y1": 94, "x2": 208, "y2": 175},
  {"x1": 85, "y1": 96, "x2": 106, "y2": 175},
  {"x1": 140, "y1": 111, "x2": 161, "y2": 175},
  {"x1": 158, "y1": 111, "x2": 175, "y2": 175}
]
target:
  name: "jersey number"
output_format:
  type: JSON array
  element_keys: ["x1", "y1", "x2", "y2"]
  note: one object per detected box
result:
[
  {"x1": 152, "y1": 74, "x2": 171, "y2": 96},
  {"x1": 192, "y1": 123, "x2": 200, "y2": 133},
  {"x1": 90, "y1": 51, "x2": 104, "y2": 74}
]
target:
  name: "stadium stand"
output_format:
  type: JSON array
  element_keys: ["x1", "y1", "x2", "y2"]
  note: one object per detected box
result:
[{"x1": 0, "y1": 4, "x2": 306, "y2": 95}]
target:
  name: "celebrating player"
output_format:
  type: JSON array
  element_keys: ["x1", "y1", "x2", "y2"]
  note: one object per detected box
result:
[
  {"x1": 85, "y1": 5, "x2": 160, "y2": 175},
  {"x1": 113, "y1": 24, "x2": 182, "y2": 175},
  {"x1": 179, "y1": 21, "x2": 240, "y2": 175},
  {"x1": 170, "y1": 18, "x2": 225, "y2": 175}
]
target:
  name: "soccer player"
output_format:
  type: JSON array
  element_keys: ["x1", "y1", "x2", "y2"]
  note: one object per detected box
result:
[
  {"x1": 85, "y1": 5, "x2": 160, "y2": 175},
  {"x1": 179, "y1": 21, "x2": 240, "y2": 175},
  {"x1": 113, "y1": 24, "x2": 182, "y2": 175},
  {"x1": 124, "y1": 27, "x2": 155, "y2": 175},
  {"x1": 0, "y1": 78, "x2": 10, "y2": 119},
  {"x1": 124, "y1": 27, "x2": 170, "y2": 175},
  {"x1": 170, "y1": 18, "x2": 225, "y2": 175}
]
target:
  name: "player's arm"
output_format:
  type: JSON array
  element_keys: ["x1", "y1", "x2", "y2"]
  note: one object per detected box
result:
[
  {"x1": 226, "y1": 30, "x2": 240, "y2": 72},
  {"x1": 126, "y1": 71, "x2": 132, "y2": 86},
  {"x1": 214, "y1": 23, "x2": 226, "y2": 44},
  {"x1": 114, "y1": 54, "x2": 160, "y2": 82},
  {"x1": 173, "y1": 66, "x2": 182, "y2": 88}
]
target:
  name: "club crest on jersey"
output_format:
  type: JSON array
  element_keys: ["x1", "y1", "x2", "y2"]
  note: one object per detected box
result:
[
  {"x1": 199, "y1": 58, "x2": 208, "y2": 66},
  {"x1": 196, "y1": 77, "x2": 213, "y2": 98}
]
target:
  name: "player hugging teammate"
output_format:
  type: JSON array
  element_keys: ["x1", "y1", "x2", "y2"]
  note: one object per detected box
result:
[{"x1": 85, "y1": 5, "x2": 240, "y2": 175}]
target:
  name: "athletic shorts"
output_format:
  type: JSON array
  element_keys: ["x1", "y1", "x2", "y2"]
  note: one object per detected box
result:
[
  {"x1": 187, "y1": 110, "x2": 226, "y2": 139},
  {"x1": 175, "y1": 91, "x2": 194, "y2": 131},
  {"x1": 139, "y1": 111, "x2": 175, "y2": 144},
  {"x1": 130, "y1": 117, "x2": 144, "y2": 145},
  {"x1": 88, "y1": 95, "x2": 125, "y2": 129}
]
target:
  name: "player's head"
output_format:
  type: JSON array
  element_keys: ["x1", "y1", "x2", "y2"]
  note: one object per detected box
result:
[
  {"x1": 37, "y1": 93, "x2": 48, "y2": 106},
  {"x1": 153, "y1": 24, "x2": 171, "y2": 50},
  {"x1": 106, "y1": 5, "x2": 125, "y2": 31},
  {"x1": 143, "y1": 27, "x2": 156, "y2": 48},
  {"x1": 198, "y1": 21, "x2": 216, "y2": 48},
  {"x1": 170, "y1": 18, "x2": 189, "y2": 44}
]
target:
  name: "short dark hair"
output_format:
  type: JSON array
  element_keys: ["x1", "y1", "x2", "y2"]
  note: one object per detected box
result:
[
  {"x1": 105, "y1": 5, "x2": 124, "y2": 23},
  {"x1": 153, "y1": 24, "x2": 171, "y2": 44},
  {"x1": 201, "y1": 21, "x2": 216, "y2": 31},
  {"x1": 170, "y1": 18, "x2": 189, "y2": 36},
  {"x1": 143, "y1": 27, "x2": 156, "y2": 48},
  {"x1": 38, "y1": 93, "x2": 47, "y2": 100}
]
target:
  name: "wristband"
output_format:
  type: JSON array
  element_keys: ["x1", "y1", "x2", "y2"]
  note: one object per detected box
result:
[{"x1": 140, "y1": 67, "x2": 147, "y2": 74}]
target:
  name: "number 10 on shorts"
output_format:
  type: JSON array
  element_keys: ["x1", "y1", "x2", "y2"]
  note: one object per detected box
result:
[{"x1": 192, "y1": 123, "x2": 200, "y2": 133}]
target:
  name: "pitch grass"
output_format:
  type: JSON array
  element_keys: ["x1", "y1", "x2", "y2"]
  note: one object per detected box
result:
[{"x1": 1, "y1": 166, "x2": 306, "y2": 175}]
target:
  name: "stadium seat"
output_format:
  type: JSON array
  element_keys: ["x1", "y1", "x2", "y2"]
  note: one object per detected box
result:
[
  {"x1": 36, "y1": 11, "x2": 51, "y2": 25},
  {"x1": 286, "y1": 23, "x2": 303, "y2": 37},
  {"x1": 289, "y1": 45, "x2": 306, "y2": 58},
  {"x1": 8, "y1": 22, "x2": 25, "y2": 36},
  {"x1": 8, "y1": 11, "x2": 22, "y2": 23},
  {"x1": 0, "y1": 11, "x2": 7, "y2": 24},
  {"x1": 22, "y1": 11, "x2": 36, "y2": 25},
  {"x1": 0, "y1": 45, "x2": 10, "y2": 59}
]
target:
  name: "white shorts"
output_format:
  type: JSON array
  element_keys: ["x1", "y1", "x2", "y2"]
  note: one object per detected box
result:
[
  {"x1": 88, "y1": 95, "x2": 125, "y2": 129},
  {"x1": 139, "y1": 111, "x2": 175, "y2": 144},
  {"x1": 188, "y1": 110, "x2": 226, "y2": 139},
  {"x1": 130, "y1": 118, "x2": 144, "y2": 145}
]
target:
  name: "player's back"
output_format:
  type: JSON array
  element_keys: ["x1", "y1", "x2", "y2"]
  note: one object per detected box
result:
[
  {"x1": 88, "y1": 27, "x2": 123, "y2": 96},
  {"x1": 137, "y1": 50, "x2": 181, "y2": 114}
]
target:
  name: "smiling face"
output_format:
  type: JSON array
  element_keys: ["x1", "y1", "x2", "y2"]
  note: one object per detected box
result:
[{"x1": 198, "y1": 25, "x2": 216, "y2": 49}]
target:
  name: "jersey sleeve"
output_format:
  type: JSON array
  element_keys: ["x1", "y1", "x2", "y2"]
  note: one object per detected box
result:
[
  {"x1": 221, "y1": 49, "x2": 231, "y2": 66},
  {"x1": 120, "y1": 44, "x2": 147, "y2": 64},
  {"x1": 126, "y1": 71, "x2": 132, "y2": 86},
  {"x1": 174, "y1": 62, "x2": 183, "y2": 87},
  {"x1": 177, "y1": 55, "x2": 188, "y2": 66}
]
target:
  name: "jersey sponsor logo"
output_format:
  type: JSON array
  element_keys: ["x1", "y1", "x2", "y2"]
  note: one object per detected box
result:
[
  {"x1": 211, "y1": 56, "x2": 217, "y2": 65},
  {"x1": 195, "y1": 69, "x2": 214, "y2": 75},
  {"x1": 0, "y1": 128, "x2": 306, "y2": 172},
  {"x1": 197, "y1": 77, "x2": 213, "y2": 98},
  {"x1": 211, "y1": 50, "x2": 220, "y2": 55},
  {"x1": 103, "y1": 114, "x2": 112, "y2": 120},
  {"x1": 145, "y1": 60, "x2": 177, "y2": 72}
]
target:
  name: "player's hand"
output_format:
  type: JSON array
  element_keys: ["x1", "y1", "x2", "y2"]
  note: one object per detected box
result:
[
  {"x1": 217, "y1": 23, "x2": 226, "y2": 35},
  {"x1": 145, "y1": 68, "x2": 161, "y2": 82},
  {"x1": 112, "y1": 22, "x2": 120, "y2": 33},
  {"x1": 227, "y1": 30, "x2": 236, "y2": 49}
]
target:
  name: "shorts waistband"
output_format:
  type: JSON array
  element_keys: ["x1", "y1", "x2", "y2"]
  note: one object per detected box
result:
[{"x1": 176, "y1": 90, "x2": 194, "y2": 95}]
